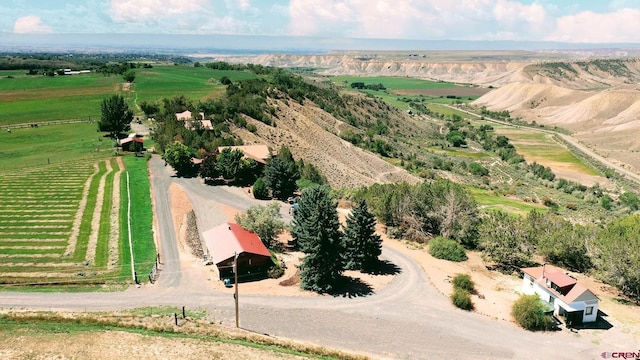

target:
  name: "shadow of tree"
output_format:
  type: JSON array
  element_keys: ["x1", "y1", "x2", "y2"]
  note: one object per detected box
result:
[
  {"x1": 362, "y1": 259, "x2": 402, "y2": 276},
  {"x1": 327, "y1": 276, "x2": 374, "y2": 298}
]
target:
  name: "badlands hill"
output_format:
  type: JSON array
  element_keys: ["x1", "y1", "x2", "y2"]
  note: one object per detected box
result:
[
  {"x1": 206, "y1": 51, "x2": 640, "y2": 173},
  {"x1": 473, "y1": 59, "x2": 640, "y2": 172}
]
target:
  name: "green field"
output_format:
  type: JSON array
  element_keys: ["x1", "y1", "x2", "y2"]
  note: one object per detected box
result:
[
  {"x1": 332, "y1": 75, "x2": 462, "y2": 90},
  {"x1": 0, "y1": 66, "x2": 259, "y2": 126},
  {"x1": 133, "y1": 66, "x2": 258, "y2": 103},
  {"x1": 0, "y1": 122, "x2": 109, "y2": 170},
  {"x1": 468, "y1": 186, "x2": 547, "y2": 215},
  {"x1": 496, "y1": 129, "x2": 599, "y2": 176},
  {"x1": 426, "y1": 104, "x2": 479, "y2": 119}
]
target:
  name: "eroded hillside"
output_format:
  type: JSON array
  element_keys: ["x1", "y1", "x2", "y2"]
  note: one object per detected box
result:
[
  {"x1": 235, "y1": 95, "x2": 425, "y2": 189},
  {"x1": 473, "y1": 59, "x2": 640, "y2": 171}
]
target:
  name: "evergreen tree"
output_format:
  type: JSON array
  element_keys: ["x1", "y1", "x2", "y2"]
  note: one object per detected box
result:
[
  {"x1": 264, "y1": 156, "x2": 299, "y2": 200},
  {"x1": 343, "y1": 199, "x2": 382, "y2": 271},
  {"x1": 291, "y1": 186, "x2": 344, "y2": 292}
]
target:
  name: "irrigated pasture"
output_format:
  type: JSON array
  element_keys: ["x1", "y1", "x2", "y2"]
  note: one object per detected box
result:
[
  {"x1": 0, "y1": 66, "x2": 258, "y2": 125},
  {"x1": 331, "y1": 75, "x2": 489, "y2": 98},
  {"x1": 0, "y1": 157, "x2": 124, "y2": 286}
]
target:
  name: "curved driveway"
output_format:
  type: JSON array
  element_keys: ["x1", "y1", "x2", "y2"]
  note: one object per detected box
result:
[{"x1": 0, "y1": 156, "x2": 611, "y2": 359}]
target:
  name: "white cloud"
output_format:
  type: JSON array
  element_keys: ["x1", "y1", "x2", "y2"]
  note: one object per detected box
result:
[
  {"x1": 109, "y1": 0, "x2": 209, "y2": 23},
  {"x1": 287, "y1": 0, "x2": 555, "y2": 40},
  {"x1": 547, "y1": 8, "x2": 640, "y2": 43},
  {"x1": 13, "y1": 16, "x2": 53, "y2": 34}
]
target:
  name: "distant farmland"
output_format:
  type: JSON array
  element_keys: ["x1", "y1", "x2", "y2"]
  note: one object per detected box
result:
[
  {"x1": 0, "y1": 66, "x2": 258, "y2": 125},
  {"x1": 330, "y1": 75, "x2": 490, "y2": 98}
]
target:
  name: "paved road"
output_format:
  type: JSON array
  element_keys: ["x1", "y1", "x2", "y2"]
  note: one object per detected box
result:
[{"x1": 0, "y1": 156, "x2": 616, "y2": 359}]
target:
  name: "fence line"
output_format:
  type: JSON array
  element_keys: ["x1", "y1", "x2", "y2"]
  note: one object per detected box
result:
[{"x1": 5, "y1": 119, "x2": 92, "y2": 130}]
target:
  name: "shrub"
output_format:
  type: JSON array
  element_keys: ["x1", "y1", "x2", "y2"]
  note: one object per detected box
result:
[
  {"x1": 511, "y1": 294, "x2": 556, "y2": 331},
  {"x1": 252, "y1": 177, "x2": 269, "y2": 199},
  {"x1": 452, "y1": 273, "x2": 475, "y2": 293},
  {"x1": 451, "y1": 288, "x2": 474, "y2": 310},
  {"x1": 429, "y1": 237, "x2": 468, "y2": 262},
  {"x1": 267, "y1": 263, "x2": 285, "y2": 279}
]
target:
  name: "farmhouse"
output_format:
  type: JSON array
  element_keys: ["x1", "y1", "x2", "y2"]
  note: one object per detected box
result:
[
  {"x1": 202, "y1": 223, "x2": 272, "y2": 280},
  {"x1": 520, "y1": 264, "x2": 599, "y2": 326},
  {"x1": 217, "y1": 145, "x2": 272, "y2": 165},
  {"x1": 175, "y1": 110, "x2": 205, "y2": 121}
]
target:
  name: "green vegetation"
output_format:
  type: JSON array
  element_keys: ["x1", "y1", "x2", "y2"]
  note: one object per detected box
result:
[
  {"x1": 511, "y1": 294, "x2": 556, "y2": 331},
  {"x1": 234, "y1": 203, "x2": 286, "y2": 249},
  {"x1": 292, "y1": 186, "x2": 344, "y2": 293},
  {"x1": 342, "y1": 199, "x2": 382, "y2": 272},
  {"x1": 428, "y1": 237, "x2": 468, "y2": 262},
  {"x1": 452, "y1": 274, "x2": 475, "y2": 293},
  {"x1": 450, "y1": 274, "x2": 475, "y2": 310},
  {"x1": 451, "y1": 288, "x2": 474, "y2": 310},
  {"x1": 122, "y1": 156, "x2": 156, "y2": 281}
]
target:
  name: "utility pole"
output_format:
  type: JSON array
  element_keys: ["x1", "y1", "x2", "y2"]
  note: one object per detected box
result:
[{"x1": 234, "y1": 252, "x2": 239, "y2": 328}]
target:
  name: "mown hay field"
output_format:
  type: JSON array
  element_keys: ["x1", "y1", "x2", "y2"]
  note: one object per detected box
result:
[
  {"x1": 0, "y1": 157, "x2": 123, "y2": 286},
  {"x1": 0, "y1": 66, "x2": 258, "y2": 126}
]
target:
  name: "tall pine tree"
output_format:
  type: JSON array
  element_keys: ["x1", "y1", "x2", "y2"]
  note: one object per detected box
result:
[
  {"x1": 291, "y1": 186, "x2": 344, "y2": 292},
  {"x1": 343, "y1": 199, "x2": 382, "y2": 271}
]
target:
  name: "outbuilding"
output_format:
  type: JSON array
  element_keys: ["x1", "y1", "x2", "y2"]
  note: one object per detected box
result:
[{"x1": 202, "y1": 223, "x2": 272, "y2": 280}]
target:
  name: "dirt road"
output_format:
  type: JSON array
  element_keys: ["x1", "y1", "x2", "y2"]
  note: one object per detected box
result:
[{"x1": 0, "y1": 156, "x2": 625, "y2": 359}]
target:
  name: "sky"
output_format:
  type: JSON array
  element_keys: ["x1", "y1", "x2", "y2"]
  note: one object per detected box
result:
[{"x1": 2, "y1": 0, "x2": 640, "y2": 44}]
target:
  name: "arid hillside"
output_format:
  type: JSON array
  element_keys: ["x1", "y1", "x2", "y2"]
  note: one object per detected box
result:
[
  {"x1": 235, "y1": 95, "x2": 423, "y2": 189},
  {"x1": 473, "y1": 59, "x2": 640, "y2": 172},
  {"x1": 201, "y1": 51, "x2": 640, "y2": 174}
]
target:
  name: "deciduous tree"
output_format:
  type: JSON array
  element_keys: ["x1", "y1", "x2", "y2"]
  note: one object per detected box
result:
[
  {"x1": 235, "y1": 203, "x2": 285, "y2": 248},
  {"x1": 98, "y1": 94, "x2": 133, "y2": 139},
  {"x1": 162, "y1": 141, "x2": 196, "y2": 177}
]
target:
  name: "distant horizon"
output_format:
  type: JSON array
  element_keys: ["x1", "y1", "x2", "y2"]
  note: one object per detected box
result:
[{"x1": 3, "y1": 33, "x2": 640, "y2": 55}]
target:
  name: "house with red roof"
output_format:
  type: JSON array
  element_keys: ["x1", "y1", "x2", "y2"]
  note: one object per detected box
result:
[
  {"x1": 521, "y1": 264, "x2": 599, "y2": 326},
  {"x1": 202, "y1": 223, "x2": 272, "y2": 280}
]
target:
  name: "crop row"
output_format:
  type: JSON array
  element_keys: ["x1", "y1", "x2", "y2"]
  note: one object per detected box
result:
[{"x1": 0, "y1": 157, "x2": 123, "y2": 282}]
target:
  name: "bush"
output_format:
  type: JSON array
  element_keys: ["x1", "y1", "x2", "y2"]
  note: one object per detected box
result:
[
  {"x1": 451, "y1": 288, "x2": 474, "y2": 310},
  {"x1": 452, "y1": 273, "x2": 475, "y2": 293},
  {"x1": 429, "y1": 237, "x2": 468, "y2": 262},
  {"x1": 511, "y1": 294, "x2": 556, "y2": 331},
  {"x1": 267, "y1": 263, "x2": 285, "y2": 279},
  {"x1": 252, "y1": 178, "x2": 269, "y2": 199}
]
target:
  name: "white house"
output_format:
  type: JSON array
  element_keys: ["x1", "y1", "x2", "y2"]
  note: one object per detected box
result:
[{"x1": 521, "y1": 264, "x2": 599, "y2": 326}]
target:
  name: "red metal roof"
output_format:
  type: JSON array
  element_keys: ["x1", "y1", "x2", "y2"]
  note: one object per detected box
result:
[
  {"x1": 202, "y1": 223, "x2": 271, "y2": 265},
  {"x1": 521, "y1": 265, "x2": 598, "y2": 304},
  {"x1": 522, "y1": 265, "x2": 577, "y2": 288}
]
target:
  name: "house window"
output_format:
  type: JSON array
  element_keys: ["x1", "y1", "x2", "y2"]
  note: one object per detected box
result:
[
  {"x1": 529, "y1": 276, "x2": 534, "y2": 287},
  {"x1": 585, "y1": 306, "x2": 594, "y2": 316},
  {"x1": 549, "y1": 296, "x2": 555, "y2": 307}
]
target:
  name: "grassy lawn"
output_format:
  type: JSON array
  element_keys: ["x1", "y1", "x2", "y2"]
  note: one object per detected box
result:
[{"x1": 121, "y1": 156, "x2": 156, "y2": 282}]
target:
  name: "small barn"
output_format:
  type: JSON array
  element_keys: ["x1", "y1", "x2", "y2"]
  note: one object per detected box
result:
[
  {"x1": 120, "y1": 136, "x2": 144, "y2": 152},
  {"x1": 202, "y1": 223, "x2": 272, "y2": 280},
  {"x1": 521, "y1": 264, "x2": 600, "y2": 326}
]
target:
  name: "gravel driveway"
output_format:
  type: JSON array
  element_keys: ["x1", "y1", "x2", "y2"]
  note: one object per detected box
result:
[{"x1": 0, "y1": 156, "x2": 619, "y2": 360}]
